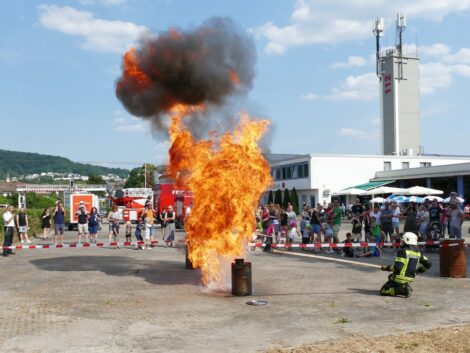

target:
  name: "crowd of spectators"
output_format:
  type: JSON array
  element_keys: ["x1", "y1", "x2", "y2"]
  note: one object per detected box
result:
[{"x1": 253, "y1": 191, "x2": 467, "y2": 258}]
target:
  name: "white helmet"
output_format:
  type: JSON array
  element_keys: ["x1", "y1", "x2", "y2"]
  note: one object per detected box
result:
[{"x1": 402, "y1": 232, "x2": 418, "y2": 246}]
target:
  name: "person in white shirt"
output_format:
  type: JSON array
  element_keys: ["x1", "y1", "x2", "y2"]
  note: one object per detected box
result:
[
  {"x1": 370, "y1": 204, "x2": 382, "y2": 227},
  {"x1": 391, "y1": 203, "x2": 402, "y2": 239},
  {"x1": 185, "y1": 204, "x2": 192, "y2": 219},
  {"x1": 2, "y1": 205, "x2": 16, "y2": 256}
]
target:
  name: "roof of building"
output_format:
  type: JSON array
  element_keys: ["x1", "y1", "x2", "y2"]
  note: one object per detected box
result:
[
  {"x1": 264, "y1": 153, "x2": 470, "y2": 163},
  {"x1": 0, "y1": 181, "x2": 27, "y2": 193},
  {"x1": 263, "y1": 153, "x2": 308, "y2": 164},
  {"x1": 346, "y1": 180, "x2": 394, "y2": 191},
  {"x1": 372, "y1": 162, "x2": 470, "y2": 181}
]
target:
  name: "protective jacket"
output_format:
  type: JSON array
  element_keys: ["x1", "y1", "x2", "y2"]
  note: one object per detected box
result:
[{"x1": 384, "y1": 246, "x2": 432, "y2": 284}]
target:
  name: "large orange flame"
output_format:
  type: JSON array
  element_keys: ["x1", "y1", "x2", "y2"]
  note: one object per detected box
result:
[
  {"x1": 119, "y1": 48, "x2": 151, "y2": 92},
  {"x1": 167, "y1": 105, "x2": 272, "y2": 287}
]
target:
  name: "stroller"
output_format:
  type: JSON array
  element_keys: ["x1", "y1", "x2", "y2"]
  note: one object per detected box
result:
[{"x1": 426, "y1": 221, "x2": 443, "y2": 251}]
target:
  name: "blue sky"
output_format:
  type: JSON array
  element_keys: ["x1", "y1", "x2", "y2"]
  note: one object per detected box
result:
[{"x1": 1, "y1": 0, "x2": 469, "y2": 170}]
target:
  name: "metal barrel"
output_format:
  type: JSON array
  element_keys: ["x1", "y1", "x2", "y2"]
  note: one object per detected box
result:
[
  {"x1": 440, "y1": 239, "x2": 467, "y2": 278},
  {"x1": 231, "y1": 258, "x2": 252, "y2": 296}
]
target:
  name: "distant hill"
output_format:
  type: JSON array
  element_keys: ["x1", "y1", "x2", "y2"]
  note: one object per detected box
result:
[{"x1": 0, "y1": 149, "x2": 129, "y2": 179}]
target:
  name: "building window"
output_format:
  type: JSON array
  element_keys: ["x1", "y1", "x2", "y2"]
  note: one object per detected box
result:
[
  {"x1": 291, "y1": 166, "x2": 298, "y2": 179},
  {"x1": 402, "y1": 162, "x2": 409, "y2": 169},
  {"x1": 275, "y1": 162, "x2": 309, "y2": 180},
  {"x1": 384, "y1": 161, "x2": 392, "y2": 171},
  {"x1": 420, "y1": 162, "x2": 431, "y2": 168}
]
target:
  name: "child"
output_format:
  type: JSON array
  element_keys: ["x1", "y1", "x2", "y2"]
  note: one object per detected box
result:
[
  {"x1": 356, "y1": 243, "x2": 380, "y2": 257},
  {"x1": 341, "y1": 232, "x2": 355, "y2": 258},
  {"x1": 351, "y1": 217, "x2": 362, "y2": 242},
  {"x1": 322, "y1": 222, "x2": 334, "y2": 254},
  {"x1": 370, "y1": 217, "x2": 383, "y2": 244},
  {"x1": 287, "y1": 221, "x2": 300, "y2": 245},
  {"x1": 134, "y1": 219, "x2": 143, "y2": 250},
  {"x1": 125, "y1": 221, "x2": 132, "y2": 243},
  {"x1": 143, "y1": 217, "x2": 152, "y2": 250},
  {"x1": 301, "y1": 223, "x2": 312, "y2": 250},
  {"x1": 263, "y1": 224, "x2": 274, "y2": 252}
]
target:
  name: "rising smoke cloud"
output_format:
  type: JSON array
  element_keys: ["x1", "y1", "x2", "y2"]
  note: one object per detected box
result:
[{"x1": 115, "y1": 17, "x2": 257, "y2": 138}]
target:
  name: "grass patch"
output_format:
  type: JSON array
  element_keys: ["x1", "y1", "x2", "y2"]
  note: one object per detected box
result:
[{"x1": 335, "y1": 317, "x2": 351, "y2": 324}]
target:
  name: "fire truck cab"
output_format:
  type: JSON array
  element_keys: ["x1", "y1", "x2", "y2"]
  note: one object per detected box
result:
[{"x1": 153, "y1": 182, "x2": 193, "y2": 229}]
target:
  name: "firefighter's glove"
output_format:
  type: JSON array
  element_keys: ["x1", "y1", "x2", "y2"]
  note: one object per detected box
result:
[{"x1": 380, "y1": 265, "x2": 388, "y2": 271}]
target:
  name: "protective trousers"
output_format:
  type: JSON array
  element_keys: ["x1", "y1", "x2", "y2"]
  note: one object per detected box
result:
[{"x1": 380, "y1": 275, "x2": 412, "y2": 297}]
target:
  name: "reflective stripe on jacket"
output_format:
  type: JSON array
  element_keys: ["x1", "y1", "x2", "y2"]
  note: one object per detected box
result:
[{"x1": 386, "y1": 248, "x2": 431, "y2": 284}]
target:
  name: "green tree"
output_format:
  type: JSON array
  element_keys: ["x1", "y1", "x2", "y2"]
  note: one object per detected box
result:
[
  {"x1": 291, "y1": 187, "x2": 299, "y2": 214},
  {"x1": 88, "y1": 174, "x2": 105, "y2": 184},
  {"x1": 124, "y1": 167, "x2": 144, "y2": 188},
  {"x1": 267, "y1": 190, "x2": 273, "y2": 204},
  {"x1": 0, "y1": 149, "x2": 129, "y2": 179},
  {"x1": 25, "y1": 193, "x2": 58, "y2": 209},
  {"x1": 141, "y1": 163, "x2": 156, "y2": 187},
  {"x1": 274, "y1": 189, "x2": 282, "y2": 206},
  {"x1": 282, "y1": 188, "x2": 291, "y2": 209},
  {"x1": 124, "y1": 164, "x2": 156, "y2": 188}
]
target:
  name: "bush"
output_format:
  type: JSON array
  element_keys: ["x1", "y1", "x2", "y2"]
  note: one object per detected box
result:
[{"x1": 0, "y1": 208, "x2": 48, "y2": 243}]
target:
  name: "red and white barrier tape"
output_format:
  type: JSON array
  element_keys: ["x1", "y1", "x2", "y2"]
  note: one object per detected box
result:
[
  {"x1": 2, "y1": 240, "x2": 158, "y2": 250},
  {"x1": 2, "y1": 240, "x2": 468, "y2": 251},
  {"x1": 248, "y1": 241, "x2": 469, "y2": 249}
]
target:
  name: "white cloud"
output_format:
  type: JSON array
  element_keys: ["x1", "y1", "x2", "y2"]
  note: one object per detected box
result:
[
  {"x1": 299, "y1": 92, "x2": 319, "y2": 100},
  {"x1": 337, "y1": 128, "x2": 377, "y2": 140},
  {"x1": 300, "y1": 72, "x2": 378, "y2": 101},
  {"x1": 420, "y1": 62, "x2": 453, "y2": 94},
  {"x1": 443, "y1": 47, "x2": 470, "y2": 64},
  {"x1": 79, "y1": 0, "x2": 127, "y2": 5},
  {"x1": 113, "y1": 111, "x2": 149, "y2": 133},
  {"x1": 419, "y1": 46, "x2": 470, "y2": 94},
  {"x1": 255, "y1": 0, "x2": 470, "y2": 55},
  {"x1": 330, "y1": 55, "x2": 367, "y2": 69},
  {"x1": 419, "y1": 43, "x2": 451, "y2": 57},
  {"x1": 38, "y1": 5, "x2": 148, "y2": 53},
  {"x1": 305, "y1": 44, "x2": 470, "y2": 100},
  {"x1": 327, "y1": 72, "x2": 378, "y2": 101}
]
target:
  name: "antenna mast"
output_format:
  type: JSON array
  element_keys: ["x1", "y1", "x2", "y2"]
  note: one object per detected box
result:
[
  {"x1": 396, "y1": 13, "x2": 406, "y2": 79},
  {"x1": 373, "y1": 17, "x2": 384, "y2": 77}
]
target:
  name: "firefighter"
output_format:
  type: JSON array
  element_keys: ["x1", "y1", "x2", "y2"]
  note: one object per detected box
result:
[{"x1": 380, "y1": 232, "x2": 431, "y2": 298}]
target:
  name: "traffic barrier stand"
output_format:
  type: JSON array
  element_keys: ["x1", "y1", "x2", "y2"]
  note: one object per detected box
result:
[{"x1": 2, "y1": 240, "x2": 158, "y2": 250}]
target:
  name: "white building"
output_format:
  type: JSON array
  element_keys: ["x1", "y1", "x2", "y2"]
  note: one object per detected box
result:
[{"x1": 264, "y1": 153, "x2": 470, "y2": 207}]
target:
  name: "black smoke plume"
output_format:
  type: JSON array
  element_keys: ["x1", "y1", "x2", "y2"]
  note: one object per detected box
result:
[{"x1": 115, "y1": 17, "x2": 256, "y2": 136}]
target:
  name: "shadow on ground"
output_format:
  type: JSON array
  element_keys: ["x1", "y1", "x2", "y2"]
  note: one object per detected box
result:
[
  {"x1": 348, "y1": 288, "x2": 381, "y2": 296},
  {"x1": 30, "y1": 255, "x2": 201, "y2": 286}
]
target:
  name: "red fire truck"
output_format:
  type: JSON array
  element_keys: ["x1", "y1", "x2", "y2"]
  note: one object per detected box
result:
[
  {"x1": 111, "y1": 184, "x2": 192, "y2": 227},
  {"x1": 111, "y1": 188, "x2": 153, "y2": 222},
  {"x1": 153, "y1": 182, "x2": 193, "y2": 228}
]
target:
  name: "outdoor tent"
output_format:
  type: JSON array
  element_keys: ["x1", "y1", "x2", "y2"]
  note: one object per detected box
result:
[
  {"x1": 362, "y1": 186, "x2": 408, "y2": 195},
  {"x1": 405, "y1": 186, "x2": 443, "y2": 195},
  {"x1": 333, "y1": 188, "x2": 365, "y2": 196}
]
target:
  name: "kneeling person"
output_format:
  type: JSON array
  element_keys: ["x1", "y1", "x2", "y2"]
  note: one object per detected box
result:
[{"x1": 380, "y1": 232, "x2": 431, "y2": 298}]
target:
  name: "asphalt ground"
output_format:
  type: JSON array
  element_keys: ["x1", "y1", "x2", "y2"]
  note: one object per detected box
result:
[{"x1": 0, "y1": 223, "x2": 469, "y2": 353}]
